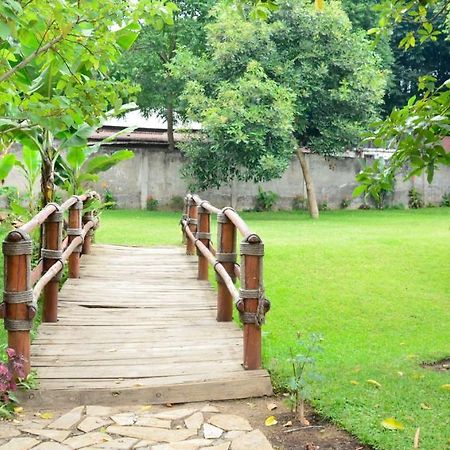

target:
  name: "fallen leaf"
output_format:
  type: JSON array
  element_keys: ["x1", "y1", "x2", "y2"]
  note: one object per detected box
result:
[
  {"x1": 40, "y1": 412, "x2": 54, "y2": 420},
  {"x1": 350, "y1": 380, "x2": 359, "y2": 385},
  {"x1": 414, "y1": 427, "x2": 420, "y2": 450},
  {"x1": 420, "y1": 402, "x2": 432, "y2": 410},
  {"x1": 266, "y1": 402, "x2": 277, "y2": 411},
  {"x1": 14, "y1": 407, "x2": 23, "y2": 414},
  {"x1": 165, "y1": 403, "x2": 173, "y2": 407},
  {"x1": 397, "y1": 371, "x2": 404, "y2": 377},
  {"x1": 265, "y1": 416, "x2": 278, "y2": 426},
  {"x1": 381, "y1": 417, "x2": 404, "y2": 431},
  {"x1": 441, "y1": 384, "x2": 450, "y2": 391},
  {"x1": 141, "y1": 405, "x2": 152, "y2": 411},
  {"x1": 283, "y1": 420, "x2": 293, "y2": 428},
  {"x1": 301, "y1": 418, "x2": 310, "y2": 426},
  {"x1": 367, "y1": 379, "x2": 382, "y2": 388}
]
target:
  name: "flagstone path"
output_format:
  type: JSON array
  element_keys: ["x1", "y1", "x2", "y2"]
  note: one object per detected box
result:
[{"x1": 0, "y1": 402, "x2": 273, "y2": 450}]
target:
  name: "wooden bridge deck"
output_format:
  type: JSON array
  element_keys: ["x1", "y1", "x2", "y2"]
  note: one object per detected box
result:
[{"x1": 24, "y1": 244, "x2": 272, "y2": 406}]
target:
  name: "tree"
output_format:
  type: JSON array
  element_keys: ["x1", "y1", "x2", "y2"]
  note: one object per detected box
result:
[
  {"x1": 0, "y1": 0, "x2": 178, "y2": 203},
  {"x1": 114, "y1": 0, "x2": 214, "y2": 152},
  {"x1": 355, "y1": 0, "x2": 450, "y2": 192},
  {"x1": 173, "y1": 0, "x2": 386, "y2": 217}
]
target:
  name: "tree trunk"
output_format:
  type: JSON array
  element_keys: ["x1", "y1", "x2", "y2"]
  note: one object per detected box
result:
[
  {"x1": 296, "y1": 148, "x2": 319, "y2": 219},
  {"x1": 41, "y1": 154, "x2": 54, "y2": 206},
  {"x1": 167, "y1": 101, "x2": 175, "y2": 153}
]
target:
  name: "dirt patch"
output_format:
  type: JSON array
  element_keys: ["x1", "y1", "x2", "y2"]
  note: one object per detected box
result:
[
  {"x1": 422, "y1": 357, "x2": 450, "y2": 372},
  {"x1": 217, "y1": 396, "x2": 373, "y2": 450}
]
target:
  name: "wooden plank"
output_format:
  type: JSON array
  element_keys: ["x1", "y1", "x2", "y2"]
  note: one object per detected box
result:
[
  {"x1": 26, "y1": 243, "x2": 272, "y2": 405},
  {"x1": 18, "y1": 374, "x2": 273, "y2": 408}
]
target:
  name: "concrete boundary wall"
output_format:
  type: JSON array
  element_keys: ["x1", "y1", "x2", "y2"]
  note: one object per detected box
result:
[{"x1": 4, "y1": 145, "x2": 450, "y2": 210}]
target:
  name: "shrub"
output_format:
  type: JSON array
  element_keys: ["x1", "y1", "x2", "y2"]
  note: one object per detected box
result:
[
  {"x1": 292, "y1": 195, "x2": 306, "y2": 211},
  {"x1": 104, "y1": 189, "x2": 117, "y2": 210},
  {"x1": 408, "y1": 188, "x2": 424, "y2": 209},
  {"x1": 440, "y1": 192, "x2": 450, "y2": 207},
  {"x1": 146, "y1": 196, "x2": 159, "y2": 211},
  {"x1": 0, "y1": 348, "x2": 25, "y2": 419},
  {"x1": 319, "y1": 201, "x2": 329, "y2": 211},
  {"x1": 340, "y1": 197, "x2": 351, "y2": 209},
  {"x1": 255, "y1": 186, "x2": 278, "y2": 212}
]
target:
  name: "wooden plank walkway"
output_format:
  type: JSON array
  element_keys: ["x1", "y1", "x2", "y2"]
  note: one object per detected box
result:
[{"x1": 23, "y1": 244, "x2": 272, "y2": 407}]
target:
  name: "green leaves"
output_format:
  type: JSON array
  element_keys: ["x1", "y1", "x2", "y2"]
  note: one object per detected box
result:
[
  {"x1": 116, "y1": 23, "x2": 141, "y2": 50},
  {"x1": 0, "y1": 154, "x2": 16, "y2": 180},
  {"x1": 85, "y1": 150, "x2": 134, "y2": 175}
]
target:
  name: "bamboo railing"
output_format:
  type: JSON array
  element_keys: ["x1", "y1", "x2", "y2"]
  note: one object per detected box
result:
[
  {"x1": 1, "y1": 192, "x2": 99, "y2": 376},
  {"x1": 181, "y1": 194, "x2": 270, "y2": 370}
]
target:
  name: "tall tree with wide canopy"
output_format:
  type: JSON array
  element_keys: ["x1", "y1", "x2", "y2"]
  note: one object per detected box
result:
[
  {"x1": 0, "y1": 0, "x2": 177, "y2": 203},
  {"x1": 173, "y1": 0, "x2": 386, "y2": 217},
  {"x1": 115, "y1": 0, "x2": 215, "y2": 152}
]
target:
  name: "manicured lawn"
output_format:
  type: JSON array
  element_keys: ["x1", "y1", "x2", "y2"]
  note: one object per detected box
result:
[
  {"x1": 1, "y1": 209, "x2": 449, "y2": 449},
  {"x1": 97, "y1": 208, "x2": 450, "y2": 450}
]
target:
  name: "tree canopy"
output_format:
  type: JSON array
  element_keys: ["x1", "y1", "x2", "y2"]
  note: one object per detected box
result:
[{"x1": 172, "y1": 0, "x2": 386, "y2": 216}]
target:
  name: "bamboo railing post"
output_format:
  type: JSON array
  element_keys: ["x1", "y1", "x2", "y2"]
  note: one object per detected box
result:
[
  {"x1": 196, "y1": 204, "x2": 211, "y2": 280},
  {"x1": 42, "y1": 204, "x2": 63, "y2": 322},
  {"x1": 181, "y1": 197, "x2": 188, "y2": 245},
  {"x1": 186, "y1": 197, "x2": 198, "y2": 256},
  {"x1": 216, "y1": 209, "x2": 237, "y2": 321},
  {"x1": 238, "y1": 239, "x2": 269, "y2": 370},
  {"x1": 82, "y1": 212, "x2": 95, "y2": 255},
  {"x1": 68, "y1": 197, "x2": 83, "y2": 278},
  {"x1": 1, "y1": 231, "x2": 34, "y2": 376}
]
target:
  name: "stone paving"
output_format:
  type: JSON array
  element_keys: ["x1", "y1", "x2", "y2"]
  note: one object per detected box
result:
[{"x1": 0, "y1": 403, "x2": 274, "y2": 450}]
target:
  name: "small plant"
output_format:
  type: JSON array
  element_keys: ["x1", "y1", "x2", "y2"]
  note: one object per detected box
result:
[
  {"x1": 285, "y1": 332, "x2": 324, "y2": 425},
  {"x1": 0, "y1": 348, "x2": 26, "y2": 419},
  {"x1": 169, "y1": 195, "x2": 185, "y2": 211},
  {"x1": 408, "y1": 188, "x2": 424, "y2": 209},
  {"x1": 292, "y1": 195, "x2": 306, "y2": 211},
  {"x1": 255, "y1": 186, "x2": 278, "y2": 212},
  {"x1": 440, "y1": 192, "x2": 450, "y2": 207},
  {"x1": 146, "y1": 195, "x2": 159, "y2": 211},
  {"x1": 354, "y1": 158, "x2": 395, "y2": 209},
  {"x1": 104, "y1": 189, "x2": 117, "y2": 210},
  {"x1": 340, "y1": 197, "x2": 351, "y2": 209},
  {"x1": 319, "y1": 201, "x2": 329, "y2": 211}
]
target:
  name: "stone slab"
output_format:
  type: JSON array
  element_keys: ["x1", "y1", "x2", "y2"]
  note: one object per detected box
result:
[
  {"x1": 203, "y1": 423, "x2": 223, "y2": 439},
  {"x1": 78, "y1": 416, "x2": 112, "y2": 433},
  {"x1": 0, "y1": 437, "x2": 39, "y2": 450},
  {"x1": 21, "y1": 427, "x2": 71, "y2": 442},
  {"x1": 106, "y1": 425, "x2": 196, "y2": 443},
  {"x1": 63, "y1": 431, "x2": 112, "y2": 449},
  {"x1": 208, "y1": 415, "x2": 252, "y2": 432},
  {"x1": 48, "y1": 406, "x2": 84, "y2": 430},
  {"x1": 231, "y1": 429, "x2": 273, "y2": 450},
  {"x1": 184, "y1": 412, "x2": 204, "y2": 430}
]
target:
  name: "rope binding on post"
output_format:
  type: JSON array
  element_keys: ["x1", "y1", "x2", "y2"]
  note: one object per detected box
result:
[
  {"x1": 236, "y1": 288, "x2": 271, "y2": 328},
  {"x1": 2, "y1": 231, "x2": 35, "y2": 330}
]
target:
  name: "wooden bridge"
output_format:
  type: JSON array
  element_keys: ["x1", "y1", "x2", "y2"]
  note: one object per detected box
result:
[{"x1": 2, "y1": 193, "x2": 272, "y2": 406}]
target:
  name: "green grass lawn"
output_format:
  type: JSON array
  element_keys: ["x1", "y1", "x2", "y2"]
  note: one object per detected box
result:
[
  {"x1": 1, "y1": 208, "x2": 449, "y2": 449},
  {"x1": 97, "y1": 208, "x2": 450, "y2": 450}
]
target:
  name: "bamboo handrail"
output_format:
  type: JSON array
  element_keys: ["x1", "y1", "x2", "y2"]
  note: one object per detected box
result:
[
  {"x1": 187, "y1": 193, "x2": 260, "y2": 243},
  {"x1": 32, "y1": 220, "x2": 96, "y2": 301},
  {"x1": 2, "y1": 192, "x2": 100, "y2": 376},
  {"x1": 183, "y1": 220, "x2": 239, "y2": 302},
  {"x1": 182, "y1": 193, "x2": 269, "y2": 370}
]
